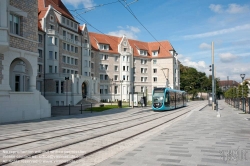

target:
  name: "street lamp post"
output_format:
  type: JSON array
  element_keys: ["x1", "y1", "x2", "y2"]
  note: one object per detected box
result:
[
  {"x1": 240, "y1": 74, "x2": 245, "y2": 112},
  {"x1": 120, "y1": 80, "x2": 123, "y2": 108},
  {"x1": 65, "y1": 77, "x2": 69, "y2": 106}
]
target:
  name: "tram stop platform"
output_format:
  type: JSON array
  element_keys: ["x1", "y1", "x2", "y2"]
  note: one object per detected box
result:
[{"x1": 96, "y1": 100, "x2": 250, "y2": 166}]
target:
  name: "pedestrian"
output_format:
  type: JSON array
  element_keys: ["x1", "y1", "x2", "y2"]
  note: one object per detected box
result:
[{"x1": 140, "y1": 97, "x2": 144, "y2": 108}]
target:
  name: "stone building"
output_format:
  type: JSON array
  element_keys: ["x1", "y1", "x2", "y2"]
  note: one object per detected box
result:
[
  {"x1": 38, "y1": 0, "x2": 180, "y2": 106},
  {"x1": 38, "y1": 0, "x2": 99, "y2": 106},
  {"x1": 0, "y1": 0, "x2": 50, "y2": 123}
]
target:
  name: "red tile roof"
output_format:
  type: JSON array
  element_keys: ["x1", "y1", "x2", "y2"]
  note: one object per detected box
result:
[
  {"x1": 218, "y1": 80, "x2": 239, "y2": 87},
  {"x1": 89, "y1": 32, "x2": 174, "y2": 58},
  {"x1": 38, "y1": 0, "x2": 75, "y2": 20}
]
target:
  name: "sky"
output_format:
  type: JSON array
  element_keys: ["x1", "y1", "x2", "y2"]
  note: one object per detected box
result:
[{"x1": 62, "y1": 0, "x2": 250, "y2": 82}]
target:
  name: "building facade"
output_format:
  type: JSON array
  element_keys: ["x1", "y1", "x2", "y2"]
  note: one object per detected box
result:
[
  {"x1": 37, "y1": 0, "x2": 180, "y2": 106},
  {"x1": 0, "y1": 0, "x2": 51, "y2": 123}
]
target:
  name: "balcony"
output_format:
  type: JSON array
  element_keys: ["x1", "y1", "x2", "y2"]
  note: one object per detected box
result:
[
  {"x1": 83, "y1": 43, "x2": 89, "y2": 48},
  {"x1": 47, "y1": 29, "x2": 57, "y2": 35}
]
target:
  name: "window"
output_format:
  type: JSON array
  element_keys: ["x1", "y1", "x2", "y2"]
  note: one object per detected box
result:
[
  {"x1": 71, "y1": 70, "x2": 74, "y2": 74},
  {"x1": 75, "y1": 71, "x2": 78, "y2": 74},
  {"x1": 123, "y1": 56, "x2": 125, "y2": 61},
  {"x1": 71, "y1": 45, "x2": 74, "y2": 52},
  {"x1": 140, "y1": 50, "x2": 147, "y2": 56},
  {"x1": 38, "y1": 34, "x2": 42, "y2": 43},
  {"x1": 153, "y1": 77, "x2": 157, "y2": 82},
  {"x1": 49, "y1": 24, "x2": 54, "y2": 29},
  {"x1": 71, "y1": 58, "x2": 74, "y2": 65},
  {"x1": 153, "y1": 60, "x2": 157, "y2": 64},
  {"x1": 55, "y1": 52, "x2": 57, "y2": 60},
  {"x1": 115, "y1": 56, "x2": 118, "y2": 61},
  {"x1": 55, "y1": 38, "x2": 57, "y2": 46},
  {"x1": 123, "y1": 75, "x2": 126, "y2": 80},
  {"x1": 114, "y1": 75, "x2": 118, "y2": 81},
  {"x1": 115, "y1": 66, "x2": 118, "y2": 71},
  {"x1": 153, "y1": 68, "x2": 157, "y2": 73},
  {"x1": 75, "y1": 59, "x2": 78, "y2": 65},
  {"x1": 152, "y1": 51, "x2": 158, "y2": 56},
  {"x1": 100, "y1": 54, "x2": 108, "y2": 60},
  {"x1": 63, "y1": 30, "x2": 66, "y2": 37},
  {"x1": 55, "y1": 66, "x2": 57, "y2": 73},
  {"x1": 62, "y1": 17, "x2": 65, "y2": 24},
  {"x1": 67, "y1": 19, "x2": 69, "y2": 25},
  {"x1": 141, "y1": 77, "x2": 147, "y2": 82},
  {"x1": 91, "y1": 63, "x2": 94, "y2": 69},
  {"x1": 100, "y1": 74, "x2": 104, "y2": 80},
  {"x1": 100, "y1": 44, "x2": 109, "y2": 50},
  {"x1": 49, "y1": 51, "x2": 53, "y2": 59},
  {"x1": 115, "y1": 86, "x2": 118, "y2": 94},
  {"x1": 75, "y1": 47, "x2": 78, "y2": 53},
  {"x1": 104, "y1": 85, "x2": 108, "y2": 94},
  {"x1": 100, "y1": 85, "x2": 104, "y2": 94},
  {"x1": 9, "y1": 13, "x2": 20, "y2": 35},
  {"x1": 67, "y1": 44, "x2": 70, "y2": 51},
  {"x1": 91, "y1": 52, "x2": 94, "y2": 58},
  {"x1": 104, "y1": 75, "x2": 108, "y2": 80},
  {"x1": 74, "y1": 23, "x2": 77, "y2": 29},
  {"x1": 67, "y1": 57, "x2": 70, "y2": 63},
  {"x1": 141, "y1": 68, "x2": 147, "y2": 73},
  {"x1": 63, "y1": 69, "x2": 66, "y2": 73},
  {"x1": 38, "y1": 64, "x2": 42, "y2": 73},
  {"x1": 50, "y1": 15, "x2": 54, "y2": 22},
  {"x1": 61, "y1": 81, "x2": 64, "y2": 93},
  {"x1": 63, "y1": 43, "x2": 66, "y2": 49},
  {"x1": 49, "y1": 66, "x2": 52, "y2": 73},
  {"x1": 48, "y1": 37, "x2": 53, "y2": 44},
  {"x1": 67, "y1": 69, "x2": 70, "y2": 73},
  {"x1": 71, "y1": 21, "x2": 73, "y2": 27},
  {"x1": 85, "y1": 60, "x2": 88, "y2": 67},
  {"x1": 141, "y1": 59, "x2": 147, "y2": 64},
  {"x1": 56, "y1": 81, "x2": 59, "y2": 93},
  {"x1": 141, "y1": 87, "x2": 144, "y2": 93},
  {"x1": 75, "y1": 36, "x2": 78, "y2": 41},
  {"x1": 123, "y1": 66, "x2": 125, "y2": 71},
  {"x1": 38, "y1": 49, "x2": 42, "y2": 58},
  {"x1": 127, "y1": 66, "x2": 129, "y2": 71},
  {"x1": 124, "y1": 48, "x2": 127, "y2": 52},
  {"x1": 104, "y1": 65, "x2": 108, "y2": 71}
]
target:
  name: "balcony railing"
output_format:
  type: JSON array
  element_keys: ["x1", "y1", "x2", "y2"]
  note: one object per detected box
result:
[{"x1": 47, "y1": 29, "x2": 57, "y2": 35}]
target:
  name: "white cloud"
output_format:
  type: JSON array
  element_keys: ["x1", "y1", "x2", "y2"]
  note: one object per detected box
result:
[
  {"x1": 62, "y1": 0, "x2": 95, "y2": 8},
  {"x1": 183, "y1": 24, "x2": 250, "y2": 39},
  {"x1": 209, "y1": 4, "x2": 223, "y2": 13},
  {"x1": 219, "y1": 53, "x2": 237, "y2": 63},
  {"x1": 209, "y1": 3, "x2": 249, "y2": 14},
  {"x1": 107, "y1": 26, "x2": 141, "y2": 39},
  {"x1": 179, "y1": 55, "x2": 207, "y2": 74},
  {"x1": 227, "y1": 4, "x2": 249, "y2": 14},
  {"x1": 199, "y1": 43, "x2": 211, "y2": 50}
]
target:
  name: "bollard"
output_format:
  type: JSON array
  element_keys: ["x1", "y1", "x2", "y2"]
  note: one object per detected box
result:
[
  {"x1": 81, "y1": 104, "x2": 83, "y2": 114},
  {"x1": 91, "y1": 103, "x2": 92, "y2": 113},
  {"x1": 69, "y1": 104, "x2": 70, "y2": 115}
]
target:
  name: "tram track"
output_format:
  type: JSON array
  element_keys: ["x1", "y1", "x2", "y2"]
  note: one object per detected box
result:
[{"x1": 0, "y1": 102, "x2": 207, "y2": 166}]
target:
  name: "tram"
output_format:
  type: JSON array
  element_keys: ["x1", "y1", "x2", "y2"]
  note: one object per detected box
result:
[{"x1": 152, "y1": 87, "x2": 187, "y2": 111}]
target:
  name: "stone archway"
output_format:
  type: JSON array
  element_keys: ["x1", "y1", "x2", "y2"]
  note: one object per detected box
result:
[{"x1": 82, "y1": 82, "x2": 87, "y2": 98}]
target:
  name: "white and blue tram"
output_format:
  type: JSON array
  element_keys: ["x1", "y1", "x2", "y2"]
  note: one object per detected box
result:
[{"x1": 152, "y1": 87, "x2": 187, "y2": 111}]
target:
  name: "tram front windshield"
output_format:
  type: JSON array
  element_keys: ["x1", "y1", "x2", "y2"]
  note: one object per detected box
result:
[{"x1": 153, "y1": 92, "x2": 164, "y2": 103}]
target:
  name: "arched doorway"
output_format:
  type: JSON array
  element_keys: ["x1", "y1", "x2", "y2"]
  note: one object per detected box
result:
[{"x1": 82, "y1": 82, "x2": 87, "y2": 98}]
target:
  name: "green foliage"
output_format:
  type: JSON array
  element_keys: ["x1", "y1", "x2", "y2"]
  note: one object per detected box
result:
[
  {"x1": 224, "y1": 81, "x2": 249, "y2": 99},
  {"x1": 84, "y1": 104, "x2": 129, "y2": 112}
]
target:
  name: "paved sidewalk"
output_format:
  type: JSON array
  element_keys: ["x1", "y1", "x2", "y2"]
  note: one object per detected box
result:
[{"x1": 97, "y1": 100, "x2": 250, "y2": 166}]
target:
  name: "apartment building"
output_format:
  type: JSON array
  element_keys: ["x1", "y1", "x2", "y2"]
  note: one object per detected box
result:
[
  {"x1": 89, "y1": 32, "x2": 180, "y2": 102},
  {"x1": 38, "y1": 0, "x2": 179, "y2": 106},
  {"x1": 37, "y1": 0, "x2": 99, "y2": 106},
  {"x1": 0, "y1": 0, "x2": 51, "y2": 123}
]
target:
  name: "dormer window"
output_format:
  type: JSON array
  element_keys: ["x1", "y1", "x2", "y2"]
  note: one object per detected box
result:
[
  {"x1": 140, "y1": 50, "x2": 147, "y2": 56},
  {"x1": 50, "y1": 15, "x2": 54, "y2": 22},
  {"x1": 123, "y1": 48, "x2": 127, "y2": 52},
  {"x1": 152, "y1": 51, "x2": 158, "y2": 56},
  {"x1": 99, "y1": 44, "x2": 109, "y2": 50}
]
